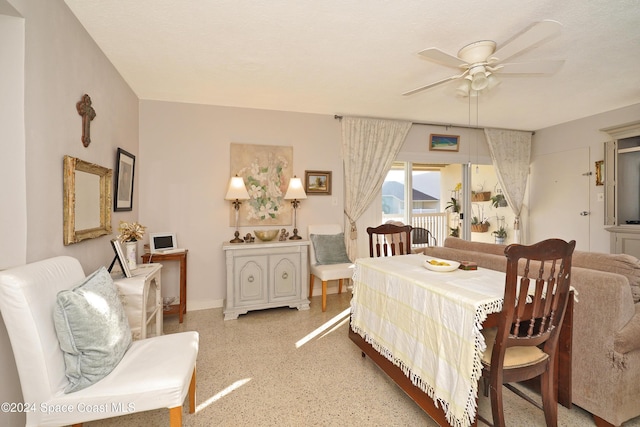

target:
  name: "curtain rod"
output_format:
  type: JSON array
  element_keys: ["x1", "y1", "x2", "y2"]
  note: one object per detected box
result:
[{"x1": 333, "y1": 115, "x2": 534, "y2": 135}]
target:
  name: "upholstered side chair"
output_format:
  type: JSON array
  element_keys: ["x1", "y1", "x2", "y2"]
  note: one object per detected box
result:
[
  {"x1": 0, "y1": 256, "x2": 198, "y2": 427},
  {"x1": 308, "y1": 224, "x2": 354, "y2": 312}
]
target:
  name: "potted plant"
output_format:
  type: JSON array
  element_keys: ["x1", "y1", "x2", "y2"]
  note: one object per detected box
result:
[
  {"x1": 445, "y1": 197, "x2": 460, "y2": 213},
  {"x1": 118, "y1": 221, "x2": 146, "y2": 269},
  {"x1": 471, "y1": 216, "x2": 490, "y2": 232},
  {"x1": 446, "y1": 183, "x2": 462, "y2": 237},
  {"x1": 471, "y1": 204, "x2": 490, "y2": 232},
  {"x1": 492, "y1": 226, "x2": 508, "y2": 244},
  {"x1": 471, "y1": 183, "x2": 491, "y2": 202},
  {"x1": 490, "y1": 193, "x2": 508, "y2": 208}
]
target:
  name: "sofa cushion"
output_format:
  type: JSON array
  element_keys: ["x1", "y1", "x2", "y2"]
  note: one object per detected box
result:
[
  {"x1": 53, "y1": 267, "x2": 132, "y2": 393},
  {"x1": 310, "y1": 232, "x2": 351, "y2": 265},
  {"x1": 444, "y1": 236, "x2": 506, "y2": 256},
  {"x1": 443, "y1": 237, "x2": 640, "y2": 304},
  {"x1": 572, "y1": 251, "x2": 640, "y2": 303}
]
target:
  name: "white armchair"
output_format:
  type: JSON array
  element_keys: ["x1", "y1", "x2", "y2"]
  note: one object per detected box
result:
[
  {"x1": 0, "y1": 256, "x2": 198, "y2": 427},
  {"x1": 308, "y1": 224, "x2": 354, "y2": 312}
]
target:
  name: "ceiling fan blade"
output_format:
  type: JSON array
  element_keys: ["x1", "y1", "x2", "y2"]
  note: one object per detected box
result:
[
  {"x1": 497, "y1": 59, "x2": 565, "y2": 75},
  {"x1": 492, "y1": 20, "x2": 562, "y2": 63},
  {"x1": 418, "y1": 48, "x2": 467, "y2": 68},
  {"x1": 402, "y1": 73, "x2": 467, "y2": 96}
]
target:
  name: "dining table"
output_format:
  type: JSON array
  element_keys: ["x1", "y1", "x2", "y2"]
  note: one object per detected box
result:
[{"x1": 349, "y1": 253, "x2": 573, "y2": 427}]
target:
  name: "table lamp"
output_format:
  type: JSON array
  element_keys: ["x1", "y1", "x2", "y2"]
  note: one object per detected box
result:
[
  {"x1": 284, "y1": 176, "x2": 307, "y2": 240},
  {"x1": 225, "y1": 175, "x2": 250, "y2": 243}
]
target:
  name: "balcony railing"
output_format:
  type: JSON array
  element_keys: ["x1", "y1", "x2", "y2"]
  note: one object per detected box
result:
[{"x1": 381, "y1": 212, "x2": 450, "y2": 248}]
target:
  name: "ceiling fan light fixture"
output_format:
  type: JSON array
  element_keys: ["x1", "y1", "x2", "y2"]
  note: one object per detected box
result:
[
  {"x1": 471, "y1": 72, "x2": 489, "y2": 91},
  {"x1": 486, "y1": 73, "x2": 501, "y2": 90},
  {"x1": 456, "y1": 79, "x2": 471, "y2": 97}
]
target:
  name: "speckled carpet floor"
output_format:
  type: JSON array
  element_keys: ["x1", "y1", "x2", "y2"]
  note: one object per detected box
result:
[{"x1": 88, "y1": 292, "x2": 639, "y2": 426}]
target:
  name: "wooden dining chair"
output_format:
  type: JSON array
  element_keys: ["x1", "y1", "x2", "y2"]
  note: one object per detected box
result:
[
  {"x1": 366, "y1": 223, "x2": 412, "y2": 257},
  {"x1": 480, "y1": 238, "x2": 576, "y2": 427}
]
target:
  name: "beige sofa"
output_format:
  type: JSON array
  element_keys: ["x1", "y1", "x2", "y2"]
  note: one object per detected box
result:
[{"x1": 420, "y1": 237, "x2": 640, "y2": 427}]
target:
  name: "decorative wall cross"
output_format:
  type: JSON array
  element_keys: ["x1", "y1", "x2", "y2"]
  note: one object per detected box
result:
[{"x1": 76, "y1": 94, "x2": 96, "y2": 147}]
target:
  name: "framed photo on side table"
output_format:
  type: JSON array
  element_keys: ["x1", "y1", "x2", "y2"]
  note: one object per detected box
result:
[
  {"x1": 114, "y1": 148, "x2": 135, "y2": 211},
  {"x1": 304, "y1": 170, "x2": 332, "y2": 195},
  {"x1": 109, "y1": 239, "x2": 132, "y2": 278}
]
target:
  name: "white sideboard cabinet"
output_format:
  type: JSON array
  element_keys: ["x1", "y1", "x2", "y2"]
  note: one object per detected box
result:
[{"x1": 223, "y1": 239, "x2": 310, "y2": 320}]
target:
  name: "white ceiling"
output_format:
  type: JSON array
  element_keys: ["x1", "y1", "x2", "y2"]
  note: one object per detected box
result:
[{"x1": 63, "y1": 0, "x2": 640, "y2": 131}]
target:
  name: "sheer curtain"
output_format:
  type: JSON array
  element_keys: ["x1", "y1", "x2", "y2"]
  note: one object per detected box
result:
[
  {"x1": 341, "y1": 117, "x2": 412, "y2": 259},
  {"x1": 484, "y1": 128, "x2": 532, "y2": 243}
]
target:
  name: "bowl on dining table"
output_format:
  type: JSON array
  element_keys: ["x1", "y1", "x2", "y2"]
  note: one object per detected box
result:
[
  {"x1": 424, "y1": 258, "x2": 460, "y2": 272},
  {"x1": 254, "y1": 229, "x2": 279, "y2": 241}
]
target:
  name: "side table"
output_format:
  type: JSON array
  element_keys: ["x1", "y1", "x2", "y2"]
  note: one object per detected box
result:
[
  {"x1": 142, "y1": 250, "x2": 188, "y2": 323},
  {"x1": 112, "y1": 263, "x2": 163, "y2": 340}
]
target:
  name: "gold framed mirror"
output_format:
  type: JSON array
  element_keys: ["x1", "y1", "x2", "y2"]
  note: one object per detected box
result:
[{"x1": 63, "y1": 155, "x2": 113, "y2": 245}]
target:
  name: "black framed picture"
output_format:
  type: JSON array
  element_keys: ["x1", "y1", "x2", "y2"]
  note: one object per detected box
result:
[{"x1": 114, "y1": 148, "x2": 135, "y2": 211}]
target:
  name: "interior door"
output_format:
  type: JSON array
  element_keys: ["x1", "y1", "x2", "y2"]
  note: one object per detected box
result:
[{"x1": 529, "y1": 148, "x2": 590, "y2": 250}]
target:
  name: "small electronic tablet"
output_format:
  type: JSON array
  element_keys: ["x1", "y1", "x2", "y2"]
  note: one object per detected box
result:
[{"x1": 150, "y1": 232, "x2": 177, "y2": 253}]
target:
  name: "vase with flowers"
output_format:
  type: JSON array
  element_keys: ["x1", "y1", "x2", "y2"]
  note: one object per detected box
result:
[{"x1": 118, "y1": 221, "x2": 146, "y2": 269}]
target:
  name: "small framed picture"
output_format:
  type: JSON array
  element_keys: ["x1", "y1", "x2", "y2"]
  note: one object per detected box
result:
[
  {"x1": 304, "y1": 170, "x2": 332, "y2": 195},
  {"x1": 114, "y1": 148, "x2": 135, "y2": 211},
  {"x1": 595, "y1": 160, "x2": 604, "y2": 186},
  {"x1": 109, "y1": 239, "x2": 132, "y2": 278},
  {"x1": 429, "y1": 134, "x2": 460, "y2": 152}
]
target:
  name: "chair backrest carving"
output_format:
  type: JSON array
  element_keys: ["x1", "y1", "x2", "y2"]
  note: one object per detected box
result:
[
  {"x1": 497, "y1": 238, "x2": 576, "y2": 362},
  {"x1": 366, "y1": 224, "x2": 412, "y2": 257}
]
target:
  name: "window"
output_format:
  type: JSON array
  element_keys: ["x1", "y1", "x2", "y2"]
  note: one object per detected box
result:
[{"x1": 382, "y1": 162, "x2": 446, "y2": 246}]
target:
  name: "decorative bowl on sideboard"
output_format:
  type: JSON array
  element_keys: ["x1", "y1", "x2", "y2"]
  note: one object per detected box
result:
[{"x1": 254, "y1": 229, "x2": 279, "y2": 241}]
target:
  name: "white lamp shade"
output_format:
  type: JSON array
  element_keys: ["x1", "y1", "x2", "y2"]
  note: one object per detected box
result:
[
  {"x1": 455, "y1": 79, "x2": 470, "y2": 97},
  {"x1": 471, "y1": 72, "x2": 489, "y2": 91},
  {"x1": 225, "y1": 176, "x2": 250, "y2": 200},
  {"x1": 284, "y1": 177, "x2": 307, "y2": 200}
]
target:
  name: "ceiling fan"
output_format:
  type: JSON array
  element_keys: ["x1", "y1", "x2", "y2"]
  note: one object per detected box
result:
[{"x1": 403, "y1": 20, "x2": 565, "y2": 97}]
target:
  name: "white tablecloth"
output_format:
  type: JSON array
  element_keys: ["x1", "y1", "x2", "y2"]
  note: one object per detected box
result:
[{"x1": 350, "y1": 254, "x2": 507, "y2": 427}]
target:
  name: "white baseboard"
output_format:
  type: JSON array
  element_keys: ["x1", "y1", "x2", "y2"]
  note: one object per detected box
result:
[{"x1": 187, "y1": 299, "x2": 224, "y2": 311}]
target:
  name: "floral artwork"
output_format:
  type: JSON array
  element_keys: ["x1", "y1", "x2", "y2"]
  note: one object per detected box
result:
[{"x1": 230, "y1": 143, "x2": 293, "y2": 226}]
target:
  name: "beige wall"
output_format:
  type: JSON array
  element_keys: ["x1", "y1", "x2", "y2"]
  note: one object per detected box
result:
[
  {"x1": 1, "y1": 1, "x2": 139, "y2": 424},
  {"x1": 3, "y1": 0, "x2": 640, "y2": 423},
  {"x1": 0, "y1": 10, "x2": 25, "y2": 270},
  {"x1": 532, "y1": 103, "x2": 640, "y2": 252},
  {"x1": 138, "y1": 101, "x2": 345, "y2": 308}
]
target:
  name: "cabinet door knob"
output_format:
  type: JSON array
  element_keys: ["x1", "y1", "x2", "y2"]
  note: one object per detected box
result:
[
  {"x1": 580, "y1": 211, "x2": 590, "y2": 216},
  {"x1": 248, "y1": 275, "x2": 254, "y2": 282},
  {"x1": 282, "y1": 272, "x2": 288, "y2": 280}
]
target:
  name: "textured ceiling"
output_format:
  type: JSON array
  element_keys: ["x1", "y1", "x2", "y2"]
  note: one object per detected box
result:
[{"x1": 63, "y1": 0, "x2": 640, "y2": 131}]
